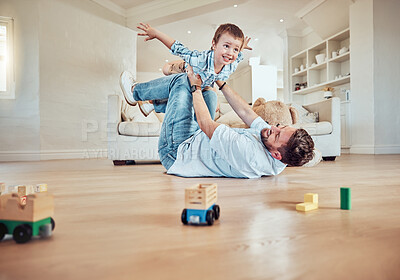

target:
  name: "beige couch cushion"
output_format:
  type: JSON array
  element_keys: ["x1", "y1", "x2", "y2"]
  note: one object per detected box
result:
[
  {"x1": 216, "y1": 110, "x2": 247, "y2": 128},
  {"x1": 119, "y1": 122, "x2": 162, "y2": 137},
  {"x1": 292, "y1": 121, "x2": 332, "y2": 136}
]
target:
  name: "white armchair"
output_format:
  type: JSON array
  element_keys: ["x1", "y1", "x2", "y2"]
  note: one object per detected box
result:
[
  {"x1": 107, "y1": 94, "x2": 161, "y2": 165},
  {"x1": 293, "y1": 97, "x2": 341, "y2": 160}
]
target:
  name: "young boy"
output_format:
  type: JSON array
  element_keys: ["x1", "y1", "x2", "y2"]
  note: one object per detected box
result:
[{"x1": 120, "y1": 22, "x2": 251, "y2": 116}]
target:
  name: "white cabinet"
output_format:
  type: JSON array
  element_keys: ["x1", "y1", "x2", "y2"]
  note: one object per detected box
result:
[
  {"x1": 290, "y1": 29, "x2": 350, "y2": 95},
  {"x1": 228, "y1": 65, "x2": 277, "y2": 104},
  {"x1": 251, "y1": 65, "x2": 277, "y2": 104}
]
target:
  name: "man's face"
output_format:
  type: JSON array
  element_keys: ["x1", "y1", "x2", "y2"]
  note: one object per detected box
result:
[
  {"x1": 212, "y1": 32, "x2": 242, "y2": 69},
  {"x1": 261, "y1": 125, "x2": 297, "y2": 160}
]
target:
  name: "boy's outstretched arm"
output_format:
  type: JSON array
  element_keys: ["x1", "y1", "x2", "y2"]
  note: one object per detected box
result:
[
  {"x1": 137, "y1": 22, "x2": 175, "y2": 49},
  {"x1": 215, "y1": 80, "x2": 258, "y2": 127}
]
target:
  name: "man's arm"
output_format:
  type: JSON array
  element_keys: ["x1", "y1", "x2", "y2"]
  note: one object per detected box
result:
[
  {"x1": 187, "y1": 67, "x2": 220, "y2": 139},
  {"x1": 215, "y1": 80, "x2": 259, "y2": 127},
  {"x1": 137, "y1": 22, "x2": 175, "y2": 49}
]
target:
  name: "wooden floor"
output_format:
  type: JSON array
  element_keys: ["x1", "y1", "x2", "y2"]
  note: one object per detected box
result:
[{"x1": 1, "y1": 154, "x2": 400, "y2": 280}]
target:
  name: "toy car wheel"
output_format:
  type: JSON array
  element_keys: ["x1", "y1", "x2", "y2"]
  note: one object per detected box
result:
[
  {"x1": 213, "y1": 204, "x2": 220, "y2": 220},
  {"x1": 13, "y1": 224, "x2": 32, "y2": 244},
  {"x1": 51, "y1": 218, "x2": 56, "y2": 231},
  {"x1": 181, "y1": 209, "x2": 188, "y2": 225},
  {"x1": 0, "y1": 223, "x2": 7, "y2": 241},
  {"x1": 39, "y1": 224, "x2": 52, "y2": 238},
  {"x1": 206, "y1": 210, "x2": 215, "y2": 226}
]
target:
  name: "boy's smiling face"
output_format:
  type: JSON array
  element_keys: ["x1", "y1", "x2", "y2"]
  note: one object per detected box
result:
[{"x1": 212, "y1": 32, "x2": 243, "y2": 72}]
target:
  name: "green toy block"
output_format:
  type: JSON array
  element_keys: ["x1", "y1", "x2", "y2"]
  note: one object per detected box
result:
[{"x1": 340, "y1": 187, "x2": 351, "y2": 210}]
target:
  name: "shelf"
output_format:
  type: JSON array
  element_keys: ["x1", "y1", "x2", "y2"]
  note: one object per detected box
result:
[
  {"x1": 291, "y1": 50, "x2": 307, "y2": 59},
  {"x1": 309, "y1": 41, "x2": 327, "y2": 52},
  {"x1": 292, "y1": 75, "x2": 350, "y2": 95},
  {"x1": 292, "y1": 69, "x2": 307, "y2": 77},
  {"x1": 328, "y1": 28, "x2": 350, "y2": 41},
  {"x1": 309, "y1": 62, "x2": 327, "y2": 70},
  {"x1": 329, "y1": 51, "x2": 350, "y2": 63},
  {"x1": 290, "y1": 27, "x2": 350, "y2": 96},
  {"x1": 329, "y1": 75, "x2": 351, "y2": 86}
]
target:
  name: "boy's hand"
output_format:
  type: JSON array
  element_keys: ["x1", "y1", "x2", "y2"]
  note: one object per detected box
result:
[
  {"x1": 242, "y1": 36, "x2": 253, "y2": 51},
  {"x1": 137, "y1": 22, "x2": 158, "y2": 41},
  {"x1": 186, "y1": 65, "x2": 202, "y2": 88}
]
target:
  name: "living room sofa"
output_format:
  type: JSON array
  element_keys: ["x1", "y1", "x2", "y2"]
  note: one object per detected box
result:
[
  {"x1": 107, "y1": 94, "x2": 340, "y2": 165},
  {"x1": 107, "y1": 94, "x2": 162, "y2": 165},
  {"x1": 293, "y1": 97, "x2": 341, "y2": 160}
]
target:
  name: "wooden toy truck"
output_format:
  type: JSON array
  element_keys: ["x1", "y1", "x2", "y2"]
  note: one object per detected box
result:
[
  {"x1": 181, "y1": 183, "x2": 220, "y2": 226},
  {"x1": 0, "y1": 192, "x2": 55, "y2": 244}
]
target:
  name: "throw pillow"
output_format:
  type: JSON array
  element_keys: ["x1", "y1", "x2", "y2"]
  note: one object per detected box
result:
[{"x1": 290, "y1": 103, "x2": 319, "y2": 123}]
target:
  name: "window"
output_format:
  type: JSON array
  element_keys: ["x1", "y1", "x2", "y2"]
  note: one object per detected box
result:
[{"x1": 0, "y1": 17, "x2": 15, "y2": 99}]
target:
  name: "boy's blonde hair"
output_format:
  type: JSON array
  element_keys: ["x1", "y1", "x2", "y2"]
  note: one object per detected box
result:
[{"x1": 212, "y1": 23, "x2": 244, "y2": 49}]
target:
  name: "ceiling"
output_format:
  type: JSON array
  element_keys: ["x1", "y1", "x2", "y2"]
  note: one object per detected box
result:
[{"x1": 93, "y1": 0, "x2": 316, "y2": 73}]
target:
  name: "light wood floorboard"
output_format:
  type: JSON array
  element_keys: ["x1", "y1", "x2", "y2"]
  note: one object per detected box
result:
[{"x1": 0, "y1": 154, "x2": 400, "y2": 280}]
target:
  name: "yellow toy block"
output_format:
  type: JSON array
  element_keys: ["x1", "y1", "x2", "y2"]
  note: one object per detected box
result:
[
  {"x1": 296, "y1": 202, "x2": 318, "y2": 212},
  {"x1": 304, "y1": 193, "x2": 318, "y2": 204},
  {"x1": 35, "y1": 183, "x2": 48, "y2": 193}
]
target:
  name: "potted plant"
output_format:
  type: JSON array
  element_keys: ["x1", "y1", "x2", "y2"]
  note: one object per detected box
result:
[{"x1": 323, "y1": 86, "x2": 334, "y2": 99}]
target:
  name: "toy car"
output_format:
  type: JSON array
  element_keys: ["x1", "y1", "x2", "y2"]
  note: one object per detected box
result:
[
  {"x1": 0, "y1": 193, "x2": 55, "y2": 244},
  {"x1": 181, "y1": 183, "x2": 220, "y2": 226}
]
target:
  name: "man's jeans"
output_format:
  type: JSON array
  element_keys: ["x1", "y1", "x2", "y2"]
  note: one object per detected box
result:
[{"x1": 132, "y1": 73, "x2": 217, "y2": 170}]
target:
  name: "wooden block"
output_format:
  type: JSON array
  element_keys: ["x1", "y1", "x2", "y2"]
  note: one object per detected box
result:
[
  {"x1": 340, "y1": 187, "x2": 351, "y2": 210},
  {"x1": 7, "y1": 185, "x2": 17, "y2": 193},
  {"x1": 0, "y1": 183, "x2": 5, "y2": 195},
  {"x1": 185, "y1": 183, "x2": 217, "y2": 210},
  {"x1": 296, "y1": 202, "x2": 318, "y2": 212},
  {"x1": 26, "y1": 185, "x2": 35, "y2": 195},
  {"x1": 35, "y1": 183, "x2": 48, "y2": 193},
  {"x1": 18, "y1": 185, "x2": 27, "y2": 196},
  {"x1": 304, "y1": 193, "x2": 318, "y2": 204},
  {"x1": 0, "y1": 192, "x2": 54, "y2": 222}
]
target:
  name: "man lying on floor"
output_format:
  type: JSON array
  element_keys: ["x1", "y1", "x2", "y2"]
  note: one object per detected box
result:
[{"x1": 119, "y1": 65, "x2": 314, "y2": 178}]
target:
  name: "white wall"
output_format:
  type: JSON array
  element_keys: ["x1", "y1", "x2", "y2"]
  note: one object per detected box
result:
[
  {"x1": 0, "y1": 0, "x2": 136, "y2": 161},
  {"x1": 0, "y1": 0, "x2": 41, "y2": 160},
  {"x1": 349, "y1": 0, "x2": 375, "y2": 154},
  {"x1": 301, "y1": 31, "x2": 323, "y2": 50},
  {"x1": 228, "y1": 67, "x2": 252, "y2": 103},
  {"x1": 251, "y1": 65, "x2": 277, "y2": 104},
  {"x1": 348, "y1": 0, "x2": 400, "y2": 154},
  {"x1": 373, "y1": 0, "x2": 400, "y2": 154}
]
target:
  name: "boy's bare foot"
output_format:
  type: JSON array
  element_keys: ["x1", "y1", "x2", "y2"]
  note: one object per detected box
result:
[{"x1": 162, "y1": 60, "x2": 186, "y2": 76}]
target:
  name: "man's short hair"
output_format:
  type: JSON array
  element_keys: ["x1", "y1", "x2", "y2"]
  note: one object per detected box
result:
[
  {"x1": 278, "y1": 129, "x2": 314, "y2": 166},
  {"x1": 212, "y1": 23, "x2": 244, "y2": 49}
]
